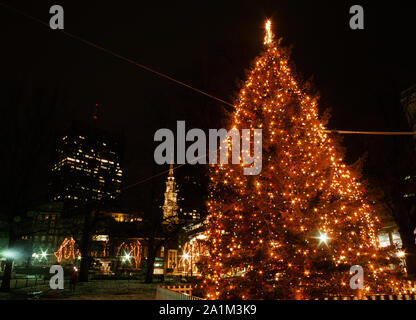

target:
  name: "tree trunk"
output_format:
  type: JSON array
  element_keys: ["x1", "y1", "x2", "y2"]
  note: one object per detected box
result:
[
  {"x1": 145, "y1": 239, "x2": 156, "y2": 284},
  {"x1": 79, "y1": 236, "x2": 92, "y2": 282},
  {"x1": 0, "y1": 260, "x2": 13, "y2": 292},
  {"x1": 78, "y1": 215, "x2": 93, "y2": 282},
  {"x1": 0, "y1": 232, "x2": 16, "y2": 292}
]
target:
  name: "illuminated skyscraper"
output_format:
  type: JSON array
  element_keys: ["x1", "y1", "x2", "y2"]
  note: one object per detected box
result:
[{"x1": 50, "y1": 126, "x2": 123, "y2": 207}]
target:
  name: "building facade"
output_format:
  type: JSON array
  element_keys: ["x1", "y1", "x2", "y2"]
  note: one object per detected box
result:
[{"x1": 50, "y1": 126, "x2": 123, "y2": 207}]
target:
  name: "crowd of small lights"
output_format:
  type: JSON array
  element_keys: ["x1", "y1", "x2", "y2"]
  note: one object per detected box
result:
[{"x1": 201, "y1": 20, "x2": 398, "y2": 300}]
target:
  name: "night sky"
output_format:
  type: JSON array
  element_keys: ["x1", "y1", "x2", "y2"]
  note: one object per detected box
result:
[{"x1": 1, "y1": 1, "x2": 416, "y2": 212}]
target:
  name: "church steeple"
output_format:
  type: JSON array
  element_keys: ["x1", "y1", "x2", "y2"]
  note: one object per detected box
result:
[{"x1": 162, "y1": 164, "x2": 179, "y2": 223}]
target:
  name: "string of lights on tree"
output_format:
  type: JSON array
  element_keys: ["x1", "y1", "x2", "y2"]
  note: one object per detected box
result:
[
  {"x1": 116, "y1": 240, "x2": 143, "y2": 268},
  {"x1": 179, "y1": 235, "x2": 209, "y2": 275},
  {"x1": 53, "y1": 237, "x2": 81, "y2": 263},
  {"x1": 199, "y1": 20, "x2": 400, "y2": 300}
]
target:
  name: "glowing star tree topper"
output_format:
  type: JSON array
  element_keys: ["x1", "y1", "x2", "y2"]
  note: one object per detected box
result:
[{"x1": 264, "y1": 19, "x2": 274, "y2": 46}]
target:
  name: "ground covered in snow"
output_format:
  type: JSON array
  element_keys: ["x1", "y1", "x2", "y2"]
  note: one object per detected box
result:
[{"x1": 0, "y1": 280, "x2": 158, "y2": 300}]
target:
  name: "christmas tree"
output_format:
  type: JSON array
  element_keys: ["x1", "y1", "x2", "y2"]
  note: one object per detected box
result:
[{"x1": 200, "y1": 20, "x2": 394, "y2": 299}]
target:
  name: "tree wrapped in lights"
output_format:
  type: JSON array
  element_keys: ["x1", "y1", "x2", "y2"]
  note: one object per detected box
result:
[
  {"x1": 116, "y1": 240, "x2": 143, "y2": 269},
  {"x1": 200, "y1": 20, "x2": 395, "y2": 299},
  {"x1": 179, "y1": 236, "x2": 209, "y2": 275},
  {"x1": 54, "y1": 237, "x2": 81, "y2": 263}
]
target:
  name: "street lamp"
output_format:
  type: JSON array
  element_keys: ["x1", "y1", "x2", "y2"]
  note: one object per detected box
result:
[
  {"x1": 40, "y1": 250, "x2": 48, "y2": 260},
  {"x1": 2, "y1": 250, "x2": 17, "y2": 259},
  {"x1": 122, "y1": 252, "x2": 131, "y2": 264}
]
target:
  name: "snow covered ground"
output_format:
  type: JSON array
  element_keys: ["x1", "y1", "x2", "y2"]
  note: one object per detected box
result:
[{"x1": 0, "y1": 280, "x2": 158, "y2": 300}]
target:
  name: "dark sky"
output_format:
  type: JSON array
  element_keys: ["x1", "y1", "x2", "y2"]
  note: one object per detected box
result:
[{"x1": 1, "y1": 1, "x2": 416, "y2": 211}]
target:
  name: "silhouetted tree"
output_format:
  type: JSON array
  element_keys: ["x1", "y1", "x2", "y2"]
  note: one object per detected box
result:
[
  {"x1": 0, "y1": 87, "x2": 59, "y2": 291},
  {"x1": 364, "y1": 87, "x2": 416, "y2": 276}
]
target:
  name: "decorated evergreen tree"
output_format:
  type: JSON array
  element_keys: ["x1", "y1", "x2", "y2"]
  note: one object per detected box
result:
[{"x1": 200, "y1": 20, "x2": 395, "y2": 299}]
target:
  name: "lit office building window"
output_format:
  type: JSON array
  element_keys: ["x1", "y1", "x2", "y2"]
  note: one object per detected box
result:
[{"x1": 50, "y1": 127, "x2": 123, "y2": 208}]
